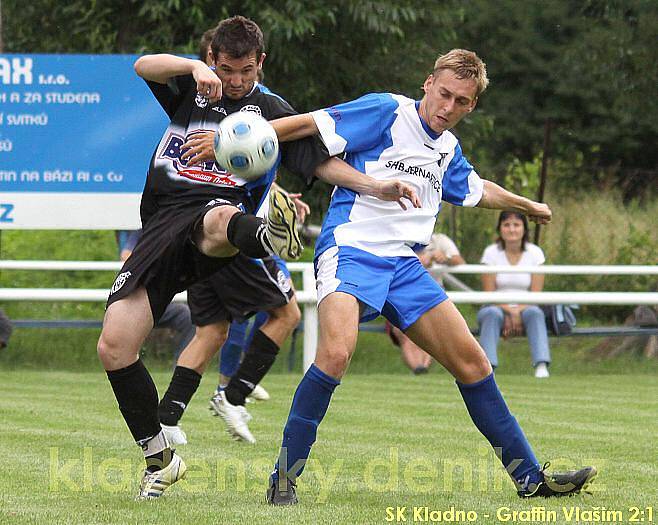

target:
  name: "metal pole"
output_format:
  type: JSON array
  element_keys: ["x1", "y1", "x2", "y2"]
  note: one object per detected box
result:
[
  {"x1": 302, "y1": 266, "x2": 318, "y2": 372},
  {"x1": 534, "y1": 119, "x2": 552, "y2": 245}
]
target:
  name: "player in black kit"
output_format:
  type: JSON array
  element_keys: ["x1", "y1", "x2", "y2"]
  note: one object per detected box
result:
[{"x1": 97, "y1": 15, "x2": 418, "y2": 500}]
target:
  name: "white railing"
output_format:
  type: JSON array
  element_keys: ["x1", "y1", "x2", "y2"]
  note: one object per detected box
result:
[
  {"x1": 432, "y1": 264, "x2": 658, "y2": 275},
  {"x1": 1, "y1": 261, "x2": 656, "y2": 371}
]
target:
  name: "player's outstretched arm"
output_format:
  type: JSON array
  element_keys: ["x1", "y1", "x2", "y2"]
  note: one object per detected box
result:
[
  {"x1": 134, "y1": 54, "x2": 221, "y2": 101},
  {"x1": 478, "y1": 180, "x2": 552, "y2": 224},
  {"x1": 270, "y1": 114, "x2": 319, "y2": 142},
  {"x1": 315, "y1": 157, "x2": 421, "y2": 210}
]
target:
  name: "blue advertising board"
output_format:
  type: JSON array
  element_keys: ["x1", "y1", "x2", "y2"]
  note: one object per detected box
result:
[{"x1": 0, "y1": 54, "x2": 168, "y2": 228}]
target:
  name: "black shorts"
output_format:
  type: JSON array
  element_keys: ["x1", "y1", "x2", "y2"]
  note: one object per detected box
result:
[
  {"x1": 188, "y1": 254, "x2": 294, "y2": 326},
  {"x1": 106, "y1": 198, "x2": 239, "y2": 323}
]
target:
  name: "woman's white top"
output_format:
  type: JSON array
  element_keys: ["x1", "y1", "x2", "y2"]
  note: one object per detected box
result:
[{"x1": 480, "y1": 242, "x2": 545, "y2": 292}]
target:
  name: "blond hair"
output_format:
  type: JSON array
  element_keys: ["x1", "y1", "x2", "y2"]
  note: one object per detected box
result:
[{"x1": 433, "y1": 49, "x2": 489, "y2": 97}]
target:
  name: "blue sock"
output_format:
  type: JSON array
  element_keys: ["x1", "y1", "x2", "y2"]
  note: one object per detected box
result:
[
  {"x1": 219, "y1": 320, "x2": 249, "y2": 378},
  {"x1": 272, "y1": 364, "x2": 339, "y2": 482},
  {"x1": 457, "y1": 373, "x2": 542, "y2": 490}
]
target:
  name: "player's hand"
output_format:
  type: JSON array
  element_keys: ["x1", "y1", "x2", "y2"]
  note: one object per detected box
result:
[
  {"x1": 433, "y1": 250, "x2": 449, "y2": 264},
  {"x1": 181, "y1": 131, "x2": 216, "y2": 165},
  {"x1": 526, "y1": 202, "x2": 552, "y2": 224},
  {"x1": 288, "y1": 193, "x2": 310, "y2": 223},
  {"x1": 193, "y1": 63, "x2": 222, "y2": 102},
  {"x1": 418, "y1": 252, "x2": 433, "y2": 268},
  {"x1": 373, "y1": 180, "x2": 421, "y2": 210}
]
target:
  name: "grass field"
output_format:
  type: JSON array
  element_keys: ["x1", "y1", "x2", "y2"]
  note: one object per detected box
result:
[{"x1": 1, "y1": 370, "x2": 656, "y2": 524}]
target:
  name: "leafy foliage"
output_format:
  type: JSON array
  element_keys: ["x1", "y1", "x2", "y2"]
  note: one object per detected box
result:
[{"x1": 2, "y1": 1, "x2": 655, "y2": 212}]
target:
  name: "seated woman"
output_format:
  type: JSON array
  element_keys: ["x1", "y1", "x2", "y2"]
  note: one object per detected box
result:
[{"x1": 477, "y1": 211, "x2": 551, "y2": 378}]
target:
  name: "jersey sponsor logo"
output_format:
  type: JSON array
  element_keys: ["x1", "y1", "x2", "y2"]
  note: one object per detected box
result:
[
  {"x1": 276, "y1": 270, "x2": 291, "y2": 293},
  {"x1": 384, "y1": 159, "x2": 442, "y2": 193},
  {"x1": 240, "y1": 104, "x2": 262, "y2": 116},
  {"x1": 195, "y1": 93, "x2": 209, "y2": 108},
  {"x1": 111, "y1": 271, "x2": 132, "y2": 294},
  {"x1": 212, "y1": 106, "x2": 227, "y2": 115},
  {"x1": 160, "y1": 130, "x2": 238, "y2": 186}
]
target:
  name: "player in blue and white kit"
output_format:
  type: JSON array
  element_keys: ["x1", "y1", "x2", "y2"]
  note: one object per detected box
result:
[{"x1": 266, "y1": 49, "x2": 596, "y2": 504}]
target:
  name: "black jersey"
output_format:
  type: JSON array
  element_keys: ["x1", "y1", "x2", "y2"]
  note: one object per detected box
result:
[{"x1": 140, "y1": 75, "x2": 328, "y2": 222}]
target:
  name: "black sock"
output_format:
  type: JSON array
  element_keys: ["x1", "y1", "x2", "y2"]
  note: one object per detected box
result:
[
  {"x1": 226, "y1": 212, "x2": 269, "y2": 258},
  {"x1": 145, "y1": 448, "x2": 173, "y2": 473},
  {"x1": 158, "y1": 366, "x2": 202, "y2": 426},
  {"x1": 106, "y1": 360, "x2": 161, "y2": 444},
  {"x1": 225, "y1": 330, "x2": 279, "y2": 406}
]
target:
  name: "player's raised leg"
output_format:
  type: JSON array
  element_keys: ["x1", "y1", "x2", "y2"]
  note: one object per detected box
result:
[
  {"x1": 267, "y1": 292, "x2": 359, "y2": 505},
  {"x1": 98, "y1": 287, "x2": 187, "y2": 499},
  {"x1": 196, "y1": 191, "x2": 302, "y2": 261},
  {"x1": 405, "y1": 299, "x2": 596, "y2": 497}
]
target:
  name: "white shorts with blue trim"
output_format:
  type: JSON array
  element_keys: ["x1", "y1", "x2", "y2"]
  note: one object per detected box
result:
[{"x1": 314, "y1": 245, "x2": 449, "y2": 330}]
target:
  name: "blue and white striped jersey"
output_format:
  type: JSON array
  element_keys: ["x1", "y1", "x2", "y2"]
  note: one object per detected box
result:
[{"x1": 311, "y1": 93, "x2": 483, "y2": 258}]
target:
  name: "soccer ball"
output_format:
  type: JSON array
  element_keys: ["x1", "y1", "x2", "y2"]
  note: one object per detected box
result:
[{"x1": 213, "y1": 111, "x2": 279, "y2": 180}]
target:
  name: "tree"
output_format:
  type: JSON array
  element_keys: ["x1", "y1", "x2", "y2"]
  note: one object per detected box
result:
[{"x1": 456, "y1": 0, "x2": 658, "y2": 199}]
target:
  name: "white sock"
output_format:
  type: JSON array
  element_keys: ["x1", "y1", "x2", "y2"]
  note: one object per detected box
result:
[{"x1": 139, "y1": 430, "x2": 169, "y2": 457}]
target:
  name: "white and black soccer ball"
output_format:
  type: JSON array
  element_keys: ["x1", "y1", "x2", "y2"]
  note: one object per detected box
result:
[{"x1": 213, "y1": 111, "x2": 279, "y2": 181}]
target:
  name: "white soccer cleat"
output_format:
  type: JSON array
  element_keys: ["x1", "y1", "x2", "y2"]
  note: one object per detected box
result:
[
  {"x1": 534, "y1": 362, "x2": 550, "y2": 378},
  {"x1": 248, "y1": 384, "x2": 271, "y2": 401},
  {"x1": 209, "y1": 390, "x2": 256, "y2": 444},
  {"x1": 136, "y1": 452, "x2": 187, "y2": 500},
  {"x1": 161, "y1": 424, "x2": 188, "y2": 446}
]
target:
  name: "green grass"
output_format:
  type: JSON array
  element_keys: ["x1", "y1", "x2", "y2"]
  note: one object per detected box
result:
[
  {"x1": 4, "y1": 322, "x2": 658, "y2": 376},
  {"x1": 1, "y1": 370, "x2": 656, "y2": 524}
]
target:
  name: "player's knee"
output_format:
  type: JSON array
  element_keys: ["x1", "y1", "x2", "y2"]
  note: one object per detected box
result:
[
  {"x1": 463, "y1": 347, "x2": 493, "y2": 381},
  {"x1": 316, "y1": 346, "x2": 351, "y2": 378},
  {"x1": 195, "y1": 206, "x2": 240, "y2": 258},
  {"x1": 268, "y1": 302, "x2": 301, "y2": 334},
  {"x1": 281, "y1": 303, "x2": 302, "y2": 331},
  {"x1": 450, "y1": 339, "x2": 493, "y2": 383},
  {"x1": 97, "y1": 332, "x2": 131, "y2": 369},
  {"x1": 196, "y1": 322, "x2": 229, "y2": 350}
]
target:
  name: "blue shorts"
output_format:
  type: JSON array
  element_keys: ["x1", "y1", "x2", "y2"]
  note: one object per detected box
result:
[{"x1": 314, "y1": 246, "x2": 448, "y2": 330}]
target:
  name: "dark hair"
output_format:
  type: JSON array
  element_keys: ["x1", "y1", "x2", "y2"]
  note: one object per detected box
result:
[
  {"x1": 495, "y1": 211, "x2": 529, "y2": 251},
  {"x1": 198, "y1": 27, "x2": 217, "y2": 61},
  {"x1": 210, "y1": 16, "x2": 264, "y2": 61}
]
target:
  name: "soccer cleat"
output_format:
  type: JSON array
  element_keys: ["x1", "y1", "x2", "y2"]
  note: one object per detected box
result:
[
  {"x1": 263, "y1": 189, "x2": 303, "y2": 260},
  {"x1": 136, "y1": 452, "x2": 187, "y2": 500},
  {"x1": 208, "y1": 390, "x2": 256, "y2": 444},
  {"x1": 534, "y1": 362, "x2": 550, "y2": 378},
  {"x1": 519, "y1": 464, "x2": 597, "y2": 498},
  {"x1": 248, "y1": 384, "x2": 271, "y2": 401},
  {"x1": 161, "y1": 424, "x2": 188, "y2": 446},
  {"x1": 266, "y1": 476, "x2": 298, "y2": 506}
]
